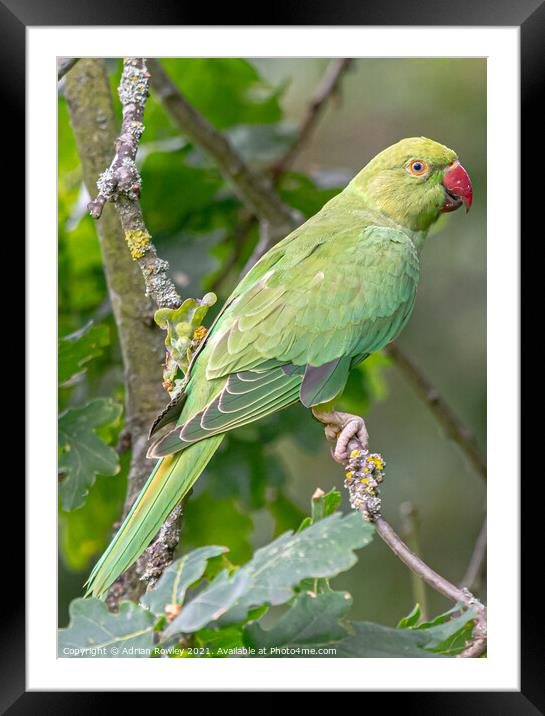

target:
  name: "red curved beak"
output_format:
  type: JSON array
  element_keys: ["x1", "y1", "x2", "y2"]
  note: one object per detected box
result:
[{"x1": 441, "y1": 161, "x2": 473, "y2": 213}]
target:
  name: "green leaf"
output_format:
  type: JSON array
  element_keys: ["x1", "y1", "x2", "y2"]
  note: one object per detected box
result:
[
  {"x1": 165, "y1": 512, "x2": 373, "y2": 637},
  {"x1": 224, "y1": 511, "x2": 373, "y2": 624},
  {"x1": 419, "y1": 608, "x2": 478, "y2": 654},
  {"x1": 58, "y1": 398, "x2": 122, "y2": 511},
  {"x1": 58, "y1": 598, "x2": 155, "y2": 658},
  {"x1": 397, "y1": 604, "x2": 479, "y2": 656},
  {"x1": 322, "y1": 489, "x2": 342, "y2": 517},
  {"x1": 244, "y1": 591, "x2": 352, "y2": 652},
  {"x1": 59, "y1": 215, "x2": 109, "y2": 317},
  {"x1": 320, "y1": 622, "x2": 446, "y2": 658},
  {"x1": 426, "y1": 620, "x2": 476, "y2": 656},
  {"x1": 160, "y1": 58, "x2": 283, "y2": 129},
  {"x1": 397, "y1": 603, "x2": 422, "y2": 629},
  {"x1": 59, "y1": 322, "x2": 110, "y2": 386},
  {"x1": 412, "y1": 604, "x2": 459, "y2": 629},
  {"x1": 140, "y1": 150, "x2": 223, "y2": 235},
  {"x1": 164, "y1": 569, "x2": 251, "y2": 637},
  {"x1": 141, "y1": 546, "x2": 228, "y2": 616},
  {"x1": 311, "y1": 487, "x2": 341, "y2": 522},
  {"x1": 194, "y1": 625, "x2": 245, "y2": 657},
  {"x1": 59, "y1": 465, "x2": 127, "y2": 571}
]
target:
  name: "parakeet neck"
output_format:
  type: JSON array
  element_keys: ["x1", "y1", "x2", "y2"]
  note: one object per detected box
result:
[{"x1": 340, "y1": 183, "x2": 429, "y2": 252}]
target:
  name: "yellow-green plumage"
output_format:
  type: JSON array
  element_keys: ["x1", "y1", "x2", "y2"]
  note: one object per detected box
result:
[{"x1": 86, "y1": 137, "x2": 465, "y2": 598}]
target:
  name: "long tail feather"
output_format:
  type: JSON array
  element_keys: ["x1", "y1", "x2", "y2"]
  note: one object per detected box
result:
[{"x1": 85, "y1": 434, "x2": 224, "y2": 598}]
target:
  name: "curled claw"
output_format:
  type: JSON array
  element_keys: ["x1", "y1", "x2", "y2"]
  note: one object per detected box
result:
[
  {"x1": 311, "y1": 407, "x2": 369, "y2": 464},
  {"x1": 333, "y1": 416, "x2": 368, "y2": 462}
]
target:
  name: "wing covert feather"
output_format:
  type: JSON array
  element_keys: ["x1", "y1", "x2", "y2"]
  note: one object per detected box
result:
[
  {"x1": 148, "y1": 225, "x2": 419, "y2": 455},
  {"x1": 206, "y1": 225, "x2": 419, "y2": 379}
]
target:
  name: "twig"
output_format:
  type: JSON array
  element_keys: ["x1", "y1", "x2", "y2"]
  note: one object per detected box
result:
[
  {"x1": 65, "y1": 60, "x2": 167, "y2": 606},
  {"x1": 135, "y1": 502, "x2": 184, "y2": 591},
  {"x1": 147, "y1": 58, "x2": 299, "y2": 241},
  {"x1": 385, "y1": 342, "x2": 487, "y2": 482},
  {"x1": 57, "y1": 57, "x2": 79, "y2": 82},
  {"x1": 271, "y1": 58, "x2": 353, "y2": 179},
  {"x1": 218, "y1": 59, "x2": 353, "y2": 287},
  {"x1": 337, "y1": 429, "x2": 486, "y2": 657},
  {"x1": 379, "y1": 514, "x2": 487, "y2": 658},
  {"x1": 82, "y1": 57, "x2": 186, "y2": 604},
  {"x1": 460, "y1": 516, "x2": 487, "y2": 593},
  {"x1": 88, "y1": 58, "x2": 181, "y2": 310},
  {"x1": 399, "y1": 501, "x2": 429, "y2": 621}
]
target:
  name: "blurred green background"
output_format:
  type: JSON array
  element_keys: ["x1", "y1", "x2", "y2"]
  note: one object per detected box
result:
[{"x1": 58, "y1": 58, "x2": 486, "y2": 628}]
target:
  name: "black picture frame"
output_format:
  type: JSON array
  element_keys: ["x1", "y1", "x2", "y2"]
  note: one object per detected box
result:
[{"x1": 7, "y1": 0, "x2": 535, "y2": 709}]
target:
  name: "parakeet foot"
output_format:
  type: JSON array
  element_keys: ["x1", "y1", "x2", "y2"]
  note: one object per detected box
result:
[{"x1": 311, "y1": 408, "x2": 369, "y2": 463}]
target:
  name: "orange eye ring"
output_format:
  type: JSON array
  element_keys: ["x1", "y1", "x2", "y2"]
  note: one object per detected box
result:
[{"x1": 407, "y1": 159, "x2": 430, "y2": 176}]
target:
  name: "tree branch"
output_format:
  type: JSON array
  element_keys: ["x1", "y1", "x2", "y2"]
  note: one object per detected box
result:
[
  {"x1": 244, "y1": 59, "x2": 353, "y2": 272},
  {"x1": 135, "y1": 502, "x2": 183, "y2": 590},
  {"x1": 385, "y1": 342, "x2": 487, "y2": 482},
  {"x1": 88, "y1": 58, "x2": 181, "y2": 310},
  {"x1": 67, "y1": 58, "x2": 486, "y2": 637},
  {"x1": 65, "y1": 58, "x2": 183, "y2": 608},
  {"x1": 220, "y1": 59, "x2": 354, "y2": 285},
  {"x1": 339, "y1": 431, "x2": 486, "y2": 657},
  {"x1": 147, "y1": 58, "x2": 299, "y2": 243},
  {"x1": 271, "y1": 58, "x2": 353, "y2": 179},
  {"x1": 57, "y1": 57, "x2": 79, "y2": 82},
  {"x1": 460, "y1": 516, "x2": 487, "y2": 593}
]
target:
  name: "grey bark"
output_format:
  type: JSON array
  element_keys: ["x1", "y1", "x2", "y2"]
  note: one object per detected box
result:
[{"x1": 65, "y1": 59, "x2": 167, "y2": 603}]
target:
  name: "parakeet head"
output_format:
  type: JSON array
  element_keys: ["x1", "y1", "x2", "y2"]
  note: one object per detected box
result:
[{"x1": 351, "y1": 137, "x2": 472, "y2": 232}]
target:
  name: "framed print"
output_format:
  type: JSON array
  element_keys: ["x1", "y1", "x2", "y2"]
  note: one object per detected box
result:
[{"x1": 5, "y1": 0, "x2": 536, "y2": 707}]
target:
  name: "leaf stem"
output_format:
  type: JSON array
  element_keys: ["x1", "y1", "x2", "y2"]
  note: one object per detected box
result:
[
  {"x1": 270, "y1": 58, "x2": 353, "y2": 179},
  {"x1": 66, "y1": 58, "x2": 184, "y2": 607}
]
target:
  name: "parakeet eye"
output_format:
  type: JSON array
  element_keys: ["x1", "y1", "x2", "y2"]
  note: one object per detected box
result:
[{"x1": 407, "y1": 159, "x2": 429, "y2": 176}]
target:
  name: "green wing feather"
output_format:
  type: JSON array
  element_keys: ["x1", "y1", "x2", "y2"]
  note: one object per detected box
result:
[
  {"x1": 206, "y1": 224, "x2": 419, "y2": 378},
  {"x1": 148, "y1": 224, "x2": 419, "y2": 457},
  {"x1": 85, "y1": 436, "x2": 224, "y2": 598},
  {"x1": 148, "y1": 366, "x2": 302, "y2": 457},
  {"x1": 87, "y1": 216, "x2": 420, "y2": 597}
]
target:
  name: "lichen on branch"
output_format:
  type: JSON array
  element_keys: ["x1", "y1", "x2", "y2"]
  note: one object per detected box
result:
[
  {"x1": 327, "y1": 422, "x2": 487, "y2": 658},
  {"x1": 88, "y1": 57, "x2": 181, "y2": 310},
  {"x1": 64, "y1": 59, "x2": 168, "y2": 606},
  {"x1": 72, "y1": 58, "x2": 216, "y2": 606}
]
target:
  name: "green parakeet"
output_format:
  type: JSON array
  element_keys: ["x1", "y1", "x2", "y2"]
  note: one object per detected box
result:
[{"x1": 86, "y1": 137, "x2": 472, "y2": 598}]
